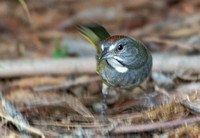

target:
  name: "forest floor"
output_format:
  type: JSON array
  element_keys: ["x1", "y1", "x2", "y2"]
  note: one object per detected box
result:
[{"x1": 0, "y1": 0, "x2": 200, "y2": 137}]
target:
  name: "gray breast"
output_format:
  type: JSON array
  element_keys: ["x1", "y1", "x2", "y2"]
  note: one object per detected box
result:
[{"x1": 98, "y1": 55, "x2": 152, "y2": 89}]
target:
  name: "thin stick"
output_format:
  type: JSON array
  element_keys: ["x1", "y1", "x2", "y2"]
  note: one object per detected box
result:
[
  {"x1": 0, "y1": 58, "x2": 96, "y2": 78},
  {"x1": 113, "y1": 116, "x2": 200, "y2": 133},
  {"x1": 0, "y1": 54, "x2": 200, "y2": 78},
  {"x1": 33, "y1": 121, "x2": 107, "y2": 128},
  {"x1": 33, "y1": 76, "x2": 100, "y2": 91}
]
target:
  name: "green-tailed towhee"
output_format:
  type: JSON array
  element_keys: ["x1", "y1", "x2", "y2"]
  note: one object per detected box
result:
[{"x1": 78, "y1": 24, "x2": 152, "y2": 118}]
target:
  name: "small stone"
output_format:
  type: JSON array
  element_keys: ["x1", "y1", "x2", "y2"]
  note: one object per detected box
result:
[{"x1": 93, "y1": 102, "x2": 107, "y2": 113}]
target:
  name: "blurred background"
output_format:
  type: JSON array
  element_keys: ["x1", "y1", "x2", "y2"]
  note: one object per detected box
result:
[
  {"x1": 0, "y1": 0, "x2": 200, "y2": 137},
  {"x1": 0, "y1": 0, "x2": 200, "y2": 60}
]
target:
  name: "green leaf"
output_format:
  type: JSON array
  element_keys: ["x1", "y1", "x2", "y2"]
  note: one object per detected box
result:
[{"x1": 52, "y1": 37, "x2": 69, "y2": 59}]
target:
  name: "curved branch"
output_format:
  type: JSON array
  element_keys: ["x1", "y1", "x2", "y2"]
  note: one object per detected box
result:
[{"x1": 113, "y1": 116, "x2": 200, "y2": 133}]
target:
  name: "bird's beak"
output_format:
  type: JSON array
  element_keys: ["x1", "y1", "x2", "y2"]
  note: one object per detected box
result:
[{"x1": 99, "y1": 50, "x2": 115, "y2": 60}]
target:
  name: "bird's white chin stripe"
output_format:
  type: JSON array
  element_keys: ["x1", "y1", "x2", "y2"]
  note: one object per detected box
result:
[
  {"x1": 115, "y1": 66, "x2": 128, "y2": 73},
  {"x1": 107, "y1": 59, "x2": 128, "y2": 73},
  {"x1": 114, "y1": 56, "x2": 123, "y2": 61},
  {"x1": 101, "y1": 44, "x2": 104, "y2": 51}
]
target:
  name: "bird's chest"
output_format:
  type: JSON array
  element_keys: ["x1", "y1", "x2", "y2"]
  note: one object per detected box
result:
[{"x1": 98, "y1": 59, "x2": 138, "y2": 88}]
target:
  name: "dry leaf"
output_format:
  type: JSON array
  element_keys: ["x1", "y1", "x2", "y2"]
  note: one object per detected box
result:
[{"x1": 64, "y1": 94, "x2": 94, "y2": 118}]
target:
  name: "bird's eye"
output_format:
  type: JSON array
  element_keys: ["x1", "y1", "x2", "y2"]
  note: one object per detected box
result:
[{"x1": 118, "y1": 44, "x2": 123, "y2": 50}]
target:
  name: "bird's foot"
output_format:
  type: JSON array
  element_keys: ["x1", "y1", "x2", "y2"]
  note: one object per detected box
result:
[{"x1": 99, "y1": 100, "x2": 109, "y2": 123}]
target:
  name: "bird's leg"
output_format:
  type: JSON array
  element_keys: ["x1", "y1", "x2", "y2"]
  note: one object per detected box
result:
[
  {"x1": 100, "y1": 83, "x2": 109, "y2": 123},
  {"x1": 138, "y1": 79, "x2": 147, "y2": 91}
]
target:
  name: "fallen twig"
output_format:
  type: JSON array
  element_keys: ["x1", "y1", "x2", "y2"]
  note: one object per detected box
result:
[
  {"x1": 0, "y1": 58, "x2": 96, "y2": 77},
  {"x1": 113, "y1": 116, "x2": 200, "y2": 133},
  {"x1": 153, "y1": 54, "x2": 200, "y2": 73},
  {"x1": 180, "y1": 100, "x2": 200, "y2": 113},
  {"x1": 179, "y1": 90, "x2": 200, "y2": 114},
  {"x1": 33, "y1": 76, "x2": 100, "y2": 91},
  {"x1": 0, "y1": 54, "x2": 200, "y2": 77}
]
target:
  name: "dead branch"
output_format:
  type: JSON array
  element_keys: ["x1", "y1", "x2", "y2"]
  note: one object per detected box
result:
[
  {"x1": 0, "y1": 54, "x2": 200, "y2": 77},
  {"x1": 153, "y1": 54, "x2": 200, "y2": 73},
  {"x1": 0, "y1": 58, "x2": 96, "y2": 77},
  {"x1": 113, "y1": 116, "x2": 200, "y2": 134},
  {"x1": 33, "y1": 76, "x2": 100, "y2": 91}
]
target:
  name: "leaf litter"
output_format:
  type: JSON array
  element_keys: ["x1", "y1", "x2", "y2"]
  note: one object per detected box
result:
[{"x1": 0, "y1": 0, "x2": 200, "y2": 137}]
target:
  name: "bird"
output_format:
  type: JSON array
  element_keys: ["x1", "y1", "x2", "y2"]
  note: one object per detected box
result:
[{"x1": 78, "y1": 24, "x2": 152, "y2": 120}]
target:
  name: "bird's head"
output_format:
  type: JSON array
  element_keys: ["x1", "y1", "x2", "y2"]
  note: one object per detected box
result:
[{"x1": 99, "y1": 35, "x2": 149, "y2": 69}]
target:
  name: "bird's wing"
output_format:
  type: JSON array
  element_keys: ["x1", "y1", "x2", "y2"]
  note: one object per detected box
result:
[{"x1": 77, "y1": 24, "x2": 110, "y2": 54}]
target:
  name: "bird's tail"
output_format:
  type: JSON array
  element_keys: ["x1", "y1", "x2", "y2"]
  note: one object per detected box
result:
[{"x1": 77, "y1": 24, "x2": 110, "y2": 53}]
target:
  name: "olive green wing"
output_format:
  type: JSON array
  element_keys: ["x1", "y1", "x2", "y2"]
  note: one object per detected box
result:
[{"x1": 77, "y1": 24, "x2": 110, "y2": 54}]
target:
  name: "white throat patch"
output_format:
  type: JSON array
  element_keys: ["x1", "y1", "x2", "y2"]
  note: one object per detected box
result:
[
  {"x1": 101, "y1": 44, "x2": 104, "y2": 51},
  {"x1": 107, "y1": 58, "x2": 128, "y2": 73}
]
